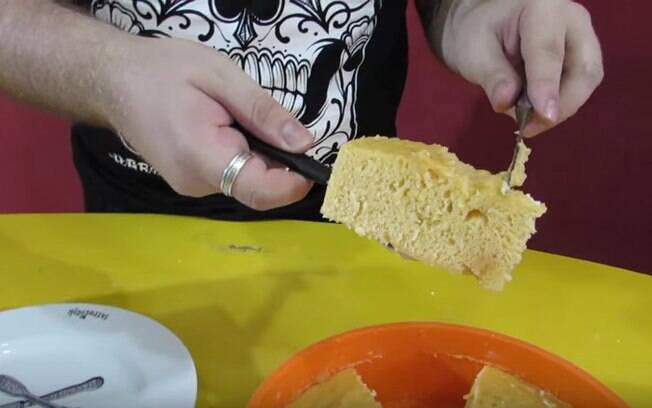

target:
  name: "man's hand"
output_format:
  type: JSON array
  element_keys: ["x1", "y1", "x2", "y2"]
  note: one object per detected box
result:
[
  {"x1": 108, "y1": 36, "x2": 314, "y2": 210},
  {"x1": 418, "y1": 0, "x2": 604, "y2": 137},
  {"x1": 0, "y1": 0, "x2": 314, "y2": 211}
]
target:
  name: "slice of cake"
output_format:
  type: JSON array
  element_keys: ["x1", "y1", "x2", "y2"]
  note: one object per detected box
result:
[
  {"x1": 320, "y1": 136, "x2": 546, "y2": 291},
  {"x1": 464, "y1": 366, "x2": 572, "y2": 407},
  {"x1": 286, "y1": 368, "x2": 382, "y2": 408}
]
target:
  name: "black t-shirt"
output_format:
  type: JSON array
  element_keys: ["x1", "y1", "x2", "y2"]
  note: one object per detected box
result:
[{"x1": 72, "y1": 0, "x2": 409, "y2": 221}]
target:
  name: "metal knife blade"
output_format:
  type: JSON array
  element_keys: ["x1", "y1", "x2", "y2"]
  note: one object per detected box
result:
[{"x1": 504, "y1": 87, "x2": 534, "y2": 189}]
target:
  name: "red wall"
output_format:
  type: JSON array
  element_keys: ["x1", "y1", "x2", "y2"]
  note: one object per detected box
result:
[{"x1": 0, "y1": 0, "x2": 650, "y2": 274}]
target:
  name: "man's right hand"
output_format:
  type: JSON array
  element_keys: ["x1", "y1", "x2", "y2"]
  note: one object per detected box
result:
[
  {"x1": 105, "y1": 36, "x2": 314, "y2": 210},
  {"x1": 0, "y1": 0, "x2": 315, "y2": 211}
]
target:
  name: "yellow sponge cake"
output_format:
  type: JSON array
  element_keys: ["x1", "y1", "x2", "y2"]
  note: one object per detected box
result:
[
  {"x1": 320, "y1": 136, "x2": 546, "y2": 291},
  {"x1": 464, "y1": 366, "x2": 572, "y2": 407},
  {"x1": 286, "y1": 368, "x2": 382, "y2": 408}
]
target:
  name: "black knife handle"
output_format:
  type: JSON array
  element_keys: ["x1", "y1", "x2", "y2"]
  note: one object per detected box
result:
[{"x1": 234, "y1": 123, "x2": 331, "y2": 185}]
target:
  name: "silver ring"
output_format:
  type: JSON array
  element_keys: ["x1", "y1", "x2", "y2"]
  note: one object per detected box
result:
[
  {"x1": 220, "y1": 151, "x2": 254, "y2": 197},
  {"x1": 118, "y1": 131, "x2": 139, "y2": 155}
]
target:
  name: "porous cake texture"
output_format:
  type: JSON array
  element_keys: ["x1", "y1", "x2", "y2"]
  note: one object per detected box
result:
[
  {"x1": 464, "y1": 366, "x2": 572, "y2": 408},
  {"x1": 320, "y1": 136, "x2": 546, "y2": 291}
]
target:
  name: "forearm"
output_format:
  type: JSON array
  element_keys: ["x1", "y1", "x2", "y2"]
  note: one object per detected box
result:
[{"x1": 0, "y1": 0, "x2": 135, "y2": 128}]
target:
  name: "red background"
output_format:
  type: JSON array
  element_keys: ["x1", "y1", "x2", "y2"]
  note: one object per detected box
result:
[{"x1": 0, "y1": 0, "x2": 650, "y2": 274}]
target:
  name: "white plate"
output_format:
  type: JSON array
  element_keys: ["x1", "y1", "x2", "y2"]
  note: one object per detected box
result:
[{"x1": 0, "y1": 303, "x2": 197, "y2": 408}]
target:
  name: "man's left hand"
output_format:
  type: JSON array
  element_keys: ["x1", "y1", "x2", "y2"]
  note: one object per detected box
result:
[{"x1": 425, "y1": 0, "x2": 604, "y2": 137}]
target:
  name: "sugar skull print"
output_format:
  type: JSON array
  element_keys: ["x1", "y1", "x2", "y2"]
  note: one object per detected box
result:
[{"x1": 91, "y1": 0, "x2": 383, "y2": 164}]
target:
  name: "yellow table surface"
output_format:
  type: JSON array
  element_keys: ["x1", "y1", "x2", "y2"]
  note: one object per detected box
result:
[{"x1": 0, "y1": 214, "x2": 650, "y2": 407}]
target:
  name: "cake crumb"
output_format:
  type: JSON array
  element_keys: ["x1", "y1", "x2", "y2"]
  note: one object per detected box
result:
[{"x1": 509, "y1": 140, "x2": 531, "y2": 188}]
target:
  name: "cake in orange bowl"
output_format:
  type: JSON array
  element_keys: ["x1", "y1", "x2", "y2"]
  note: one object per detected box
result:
[{"x1": 247, "y1": 323, "x2": 627, "y2": 408}]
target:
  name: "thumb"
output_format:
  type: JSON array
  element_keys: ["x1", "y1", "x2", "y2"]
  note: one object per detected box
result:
[
  {"x1": 459, "y1": 34, "x2": 522, "y2": 114},
  {"x1": 195, "y1": 54, "x2": 313, "y2": 153}
]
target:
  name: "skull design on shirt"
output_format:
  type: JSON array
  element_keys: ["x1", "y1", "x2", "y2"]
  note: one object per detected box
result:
[{"x1": 91, "y1": 0, "x2": 382, "y2": 164}]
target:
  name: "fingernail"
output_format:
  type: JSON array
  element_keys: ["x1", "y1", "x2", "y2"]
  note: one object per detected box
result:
[
  {"x1": 281, "y1": 120, "x2": 312, "y2": 150},
  {"x1": 544, "y1": 99, "x2": 559, "y2": 122}
]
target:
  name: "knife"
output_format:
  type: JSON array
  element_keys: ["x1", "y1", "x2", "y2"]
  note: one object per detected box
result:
[
  {"x1": 504, "y1": 86, "x2": 534, "y2": 189},
  {"x1": 232, "y1": 123, "x2": 331, "y2": 186},
  {"x1": 231, "y1": 123, "x2": 415, "y2": 256}
]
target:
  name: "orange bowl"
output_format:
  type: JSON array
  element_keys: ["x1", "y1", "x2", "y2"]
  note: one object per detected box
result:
[{"x1": 247, "y1": 322, "x2": 627, "y2": 408}]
